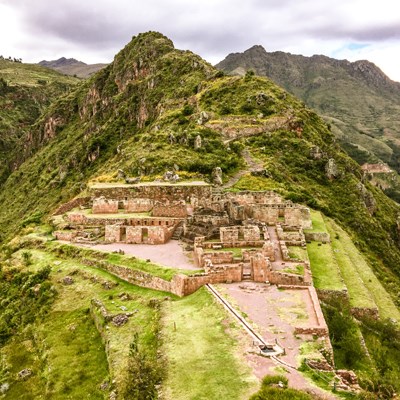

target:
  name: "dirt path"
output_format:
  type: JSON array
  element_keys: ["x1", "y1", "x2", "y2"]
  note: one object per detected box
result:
[
  {"x1": 216, "y1": 282, "x2": 337, "y2": 399},
  {"x1": 82, "y1": 240, "x2": 198, "y2": 270},
  {"x1": 222, "y1": 148, "x2": 264, "y2": 188}
]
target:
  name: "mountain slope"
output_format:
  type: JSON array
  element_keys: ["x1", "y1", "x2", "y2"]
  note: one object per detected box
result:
[
  {"x1": 1, "y1": 31, "x2": 400, "y2": 398},
  {"x1": 0, "y1": 59, "x2": 79, "y2": 185},
  {"x1": 38, "y1": 57, "x2": 107, "y2": 78},
  {"x1": 0, "y1": 33, "x2": 399, "y2": 283},
  {"x1": 216, "y1": 46, "x2": 400, "y2": 171}
]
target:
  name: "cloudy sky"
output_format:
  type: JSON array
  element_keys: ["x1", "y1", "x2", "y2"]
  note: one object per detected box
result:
[{"x1": 1, "y1": 0, "x2": 400, "y2": 81}]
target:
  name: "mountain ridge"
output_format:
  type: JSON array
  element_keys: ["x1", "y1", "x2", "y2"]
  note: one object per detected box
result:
[{"x1": 38, "y1": 57, "x2": 107, "y2": 78}]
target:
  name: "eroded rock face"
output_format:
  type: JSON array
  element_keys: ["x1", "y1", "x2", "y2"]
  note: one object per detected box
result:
[
  {"x1": 194, "y1": 135, "x2": 202, "y2": 149},
  {"x1": 325, "y1": 158, "x2": 339, "y2": 179},
  {"x1": 18, "y1": 369, "x2": 33, "y2": 380},
  {"x1": 356, "y1": 182, "x2": 376, "y2": 215},
  {"x1": 62, "y1": 276, "x2": 74, "y2": 285},
  {"x1": 310, "y1": 145, "x2": 323, "y2": 160},
  {"x1": 197, "y1": 111, "x2": 209, "y2": 125},
  {"x1": 43, "y1": 116, "x2": 64, "y2": 140}
]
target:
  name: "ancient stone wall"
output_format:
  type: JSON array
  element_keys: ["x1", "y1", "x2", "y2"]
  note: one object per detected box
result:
[
  {"x1": 220, "y1": 225, "x2": 260, "y2": 244},
  {"x1": 92, "y1": 197, "x2": 119, "y2": 214},
  {"x1": 284, "y1": 206, "x2": 312, "y2": 229},
  {"x1": 243, "y1": 226, "x2": 261, "y2": 241},
  {"x1": 126, "y1": 226, "x2": 142, "y2": 243},
  {"x1": 54, "y1": 230, "x2": 78, "y2": 241},
  {"x1": 227, "y1": 191, "x2": 283, "y2": 205},
  {"x1": 129, "y1": 217, "x2": 179, "y2": 227},
  {"x1": 277, "y1": 226, "x2": 305, "y2": 245},
  {"x1": 105, "y1": 225, "x2": 122, "y2": 242},
  {"x1": 202, "y1": 251, "x2": 235, "y2": 267},
  {"x1": 249, "y1": 205, "x2": 280, "y2": 225},
  {"x1": 175, "y1": 265, "x2": 243, "y2": 296},
  {"x1": 125, "y1": 198, "x2": 153, "y2": 212},
  {"x1": 152, "y1": 203, "x2": 187, "y2": 218},
  {"x1": 227, "y1": 201, "x2": 245, "y2": 222},
  {"x1": 53, "y1": 196, "x2": 91, "y2": 215},
  {"x1": 262, "y1": 241, "x2": 275, "y2": 261},
  {"x1": 250, "y1": 254, "x2": 270, "y2": 282},
  {"x1": 220, "y1": 226, "x2": 239, "y2": 243},
  {"x1": 280, "y1": 241, "x2": 290, "y2": 260},
  {"x1": 304, "y1": 232, "x2": 331, "y2": 242},
  {"x1": 269, "y1": 271, "x2": 309, "y2": 286},
  {"x1": 67, "y1": 213, "x2": 89, "y2": 225},
  {"x1": 90, "y1": 183, "x2": 212, "y2": 202},
  {"x1": 350, "y1": 307, "x2": 379, "y2": 320}
]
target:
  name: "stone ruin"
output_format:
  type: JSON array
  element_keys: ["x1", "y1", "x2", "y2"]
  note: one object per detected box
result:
[
  {"x1": 53, "y1": 183, "x2": 313, "y2": 288},
  {"x1": 52, "y1": 182, "x2": 328, "y2": 337}
]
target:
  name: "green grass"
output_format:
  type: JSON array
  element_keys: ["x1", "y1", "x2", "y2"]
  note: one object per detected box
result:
[
  {"x1": 35, "y1": 309, "x2": 109, "y2": 399},
  {"x1": 306, "y1": 242, "x2": 345, "y2": 290},
  {"x1": 287, "y1": 246, "x2": 309, "y2": 261},
  {"x1": 5, "y1": 249, "x2": 171, "y2": 396},
  {"x1": 105, "y1": 252, "x2": 202, "y2": 280},
  {"x1": 327, "y1": 220, "x2": 400, "y2": 320},
  {"x1": 282, "y1": 264, "x2": 305, "y2": 276},
  {"x1": 304, "y1": 210, "x2": 328, "y2": 233},
  {"x1": 203, "y1": 247, "x2": 258, "y2": 258},
  {"x1": 326, "y1": 221, "x2": 376, "y2": 309},
  {"x1": 162, "y1": 288, "x2": 258, "y2": 400}
]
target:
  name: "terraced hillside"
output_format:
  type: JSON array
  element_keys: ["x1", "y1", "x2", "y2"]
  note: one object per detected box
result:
[{"x1": 1, "y1": 32, "x2": 400, "y2": 399}]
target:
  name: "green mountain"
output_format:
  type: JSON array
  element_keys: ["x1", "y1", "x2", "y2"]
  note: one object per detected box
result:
[
  {"x1": 0, "y1": 59, "x2": 79, "y2": 185},
  {"x1": 1, "y1": 32, "x2": 400, "y2": 399},
  {"x1": 38, "y1": 57, "x2": 108, "y2": 78},
  {"x1": 216, "y1": 45, "x2": 400, "y2": 170}
]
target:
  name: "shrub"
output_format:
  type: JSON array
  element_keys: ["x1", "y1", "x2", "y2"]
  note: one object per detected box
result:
[{"x1": 122, "y1": 333, "x2": 165, "y2": 400}]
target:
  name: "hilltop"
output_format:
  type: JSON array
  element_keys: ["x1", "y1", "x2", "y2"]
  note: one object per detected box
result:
[
  {"x1": 38, "y1": 57, "x2": 108, "y2": 78},
  {"x1": 216, "y1": 46, "x2": 400, "y2": 173},
  {"x1": 1, "y1": 32, "x2": 400, "y2": 399}
]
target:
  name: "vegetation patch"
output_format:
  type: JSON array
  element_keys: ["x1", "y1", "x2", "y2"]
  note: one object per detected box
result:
[
  {"x1": 326, "y1": 219, "x2": 400, "y2": 319},
  {"x1": 306, "y1": 242, "x2": 345, "y2": 290},
  {"x1": 249, "y1": 375, "x2": 313, "y2": 400},
  {"x1": 162, "y1": 288, "x2": 257, "y2": 400}
]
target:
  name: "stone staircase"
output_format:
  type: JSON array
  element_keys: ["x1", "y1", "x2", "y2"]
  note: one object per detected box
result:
[{"x1": 172, "y1": 222, "x2": 184, "y2": 240}]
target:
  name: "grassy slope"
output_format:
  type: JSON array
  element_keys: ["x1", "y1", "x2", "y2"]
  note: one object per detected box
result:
[
  {"x1": 2, "y1": 248, "x2": 170, "y2": 398},
  {"x1": 306, "y1": 242, "x2": 344, "y2": 291},
  {"x1": 326, "y1": 219, "x2": 400, "y2": 320},
  {"x1": 0, "y1": 60, "x2": 79, "y2": 185},
  {"x1": 162, "y1": 288, "x2": 258, "y2": 400},
  {"x1": 2, "y1": 240, "x2": 258, "y2": 399},
  {"x1": 216, "y1": 48, "x2": 400, "y2": 169}
]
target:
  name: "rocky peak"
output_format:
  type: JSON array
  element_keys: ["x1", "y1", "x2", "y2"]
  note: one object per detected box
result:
[
  {"x1": 349, "y1": 59, "x2": 398, "y2": 89},
  {"x1": 39, "y1": 57, "x2": 86, "y2": 68}
]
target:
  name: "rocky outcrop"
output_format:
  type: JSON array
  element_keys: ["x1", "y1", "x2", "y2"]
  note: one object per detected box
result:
[
  {"x1": 325, "y1": 158, "x2": 339, "y2": 180},
  {"x1": 356, "y1": 182, "x2": 376, "y2": 214}
]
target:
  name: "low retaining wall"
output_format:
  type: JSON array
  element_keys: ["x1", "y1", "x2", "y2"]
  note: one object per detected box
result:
[
  {"x1": 269, "y1": 271, "x2": 310, "y2": 286},
  {"x1": 350, "y1": 307, "x2": 379, "y2": 320},
  {"x1": 81, "y1": 257, "x2": 242, "y2": 297},
  {"x1": 304, "y1": 232, "x2": 331, "y2": 242},
  {"x1": 53, "y1": 197, "x2": 91, "y2": 215}
]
